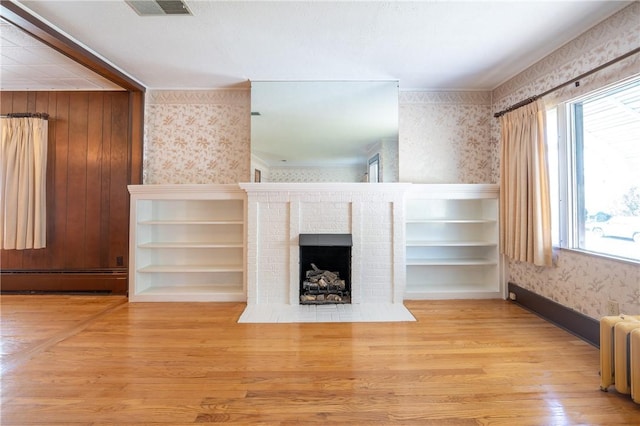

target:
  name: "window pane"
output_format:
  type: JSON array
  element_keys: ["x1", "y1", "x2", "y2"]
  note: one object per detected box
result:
[{"x1": 574, "y1": 80, "x2": 640, "y2": 261}]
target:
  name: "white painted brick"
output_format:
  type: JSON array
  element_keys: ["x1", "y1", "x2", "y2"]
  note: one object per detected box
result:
[{"x1": 244, "y1": 185, "x2": 406, "y2": 307}]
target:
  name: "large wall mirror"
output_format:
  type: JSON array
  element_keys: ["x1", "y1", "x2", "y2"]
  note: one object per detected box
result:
[{"x1": 250, "y1": 81, "x2": 399, "y2": 183}]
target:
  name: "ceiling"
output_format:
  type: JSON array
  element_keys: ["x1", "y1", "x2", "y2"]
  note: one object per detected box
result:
[
  {"x1": 0, "y1": 18, "x2": 122, "y2": 90},
  {"x1": 1, "y1": 0, "x2": 633, "y2": 91}
]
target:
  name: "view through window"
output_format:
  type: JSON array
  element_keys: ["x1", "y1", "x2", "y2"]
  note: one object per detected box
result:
[{"x1": 553, "y1": 78, "x2": 640, "y2": 262}]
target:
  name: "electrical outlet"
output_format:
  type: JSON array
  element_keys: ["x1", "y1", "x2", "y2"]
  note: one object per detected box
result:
[{"x1": 606, "y1": 300, "x2": 619, "y2": 316}]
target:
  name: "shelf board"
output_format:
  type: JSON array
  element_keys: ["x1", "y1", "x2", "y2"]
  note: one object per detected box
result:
[
  {"x1": 137, "y1": 284, "x2": 242, "y2": 294},
  {"x1": 139, "y1": 220, "x2": 243, "y2": 225},
  {"x1": 406, "y1": 241, "x2": 496, "y2": 247},
  {"x1": 138, "y1": 242, "x2": 243, "y2": 249},
  {"x1": 406, "y1": 219, "x2": 495, "y2": 224},
  {"x1": 131, "y1": 284, "x2": 245, "y2": 302},
  {"x1": 404, "y1": 288, "x2": 502, "y2": 300},
  {"x1": 405, "y1": 281, "x2": 500, "y2": 292},
  {"x1": 406, "y1": 258, "x2": 497, "y2": 266},
  {"x1": 138, "y1": 265, "x2": 243, "y2": 273}
]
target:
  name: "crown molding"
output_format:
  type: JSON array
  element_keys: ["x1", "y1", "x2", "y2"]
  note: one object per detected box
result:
[
  {"x1": 146, "y1": 89, "x2": 250, "y2": 105},
  {"x1": 400, "y1": 91, "x2": 491, "y2": 105}
]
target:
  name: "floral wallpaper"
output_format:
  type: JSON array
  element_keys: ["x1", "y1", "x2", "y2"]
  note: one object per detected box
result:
[
  {"x1": 399, "y1": 91, "x2": 493, "y2": 184},
  {"x1": 493, "y1": 3, "x2": 640, "y2": 320},
  {"x1": 267, "y1": 165, "x2": 364, "y2": 183},
  {"x1": 144, "y1": 90, "x2": 251, "y2": 184},
  {"x1": 510, "y1": 252, "x2": 640, "y2": 319}
]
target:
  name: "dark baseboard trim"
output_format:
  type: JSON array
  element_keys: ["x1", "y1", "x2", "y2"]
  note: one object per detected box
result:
[
  {"x1": 1, "y1": 270, "x2": 128, "y2": 295},
  {"x1": 508, "y1": 282, "x2": 599, "y2": 348}
]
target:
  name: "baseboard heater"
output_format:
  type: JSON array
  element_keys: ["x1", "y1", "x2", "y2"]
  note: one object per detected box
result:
[
  {"x1": 508, "y1": 282, "x2": 599, "y2": 348},
  {"x1": 1, "y1": 269, "x2": 128, "y2": 295}
]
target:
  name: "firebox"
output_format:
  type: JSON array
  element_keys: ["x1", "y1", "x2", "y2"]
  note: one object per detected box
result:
[{"x1": 299, "y1": 234, "x2": 352, "y2": 304}]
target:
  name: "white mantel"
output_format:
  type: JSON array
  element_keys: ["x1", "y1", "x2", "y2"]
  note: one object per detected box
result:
[{"x1": 238, "y1": 183, "x2": 413, "y2": 321}]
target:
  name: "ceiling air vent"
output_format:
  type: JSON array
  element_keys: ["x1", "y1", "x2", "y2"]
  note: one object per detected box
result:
[{"x1": 126, "y1": 0, "x2": 192, "y2": 16}]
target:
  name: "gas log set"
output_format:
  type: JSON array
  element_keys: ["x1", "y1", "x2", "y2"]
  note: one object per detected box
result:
[{"x1": 300, "y1": 263, "x2": 351, "y2": 304}]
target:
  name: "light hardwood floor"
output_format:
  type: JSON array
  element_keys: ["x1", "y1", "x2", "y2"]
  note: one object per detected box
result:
[{"x1": 1, "y1": 296, "x2": 638, "y2": 425}]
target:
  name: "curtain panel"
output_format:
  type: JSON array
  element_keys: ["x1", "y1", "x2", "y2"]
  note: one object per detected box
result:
[
  {"x1": 0, "y1": 117, "x2": 48, "y2": 249},
  {"x1": 499, "y1": 100, "x2": 553, "y2": 267}
]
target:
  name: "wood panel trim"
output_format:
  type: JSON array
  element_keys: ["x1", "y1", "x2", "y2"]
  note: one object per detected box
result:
[
  {"x1": 0, "y1": 0, "x2": 145, "y2": 92},
  {"x1": 1, "y1": 271, "x2": 128, "y2": 295},
  {"x1": 129, "y1": 91, "x2": 144, "y2": 185},
  {"x1": 508, "y1": 282, "x2": 599, "y2": 348}
]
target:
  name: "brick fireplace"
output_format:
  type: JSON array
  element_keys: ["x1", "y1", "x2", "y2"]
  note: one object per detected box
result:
[{"x1": 238, "y1": 183, "x2": 415, "y2": 323}]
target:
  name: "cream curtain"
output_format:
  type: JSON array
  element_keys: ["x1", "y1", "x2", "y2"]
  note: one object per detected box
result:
[
  {"x1": 0, "y1": 117, "x2": 48, "y2": 249},
  {"x1": 499, "y1": 100, "x2": 552, "y2": 267}
]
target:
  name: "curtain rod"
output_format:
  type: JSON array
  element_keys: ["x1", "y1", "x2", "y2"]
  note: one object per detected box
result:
[
  {"x1": 494, "y1": 46, "x2": 640, "y2": 118},
  {"x1": 0, "y1": 112, "x2": 49, "y2": 119}
]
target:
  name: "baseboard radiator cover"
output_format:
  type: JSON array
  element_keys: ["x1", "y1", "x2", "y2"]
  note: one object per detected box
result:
[
  {"x1": 1, "y1": 270, "x2": 128, "y2": 295},
  {"x1": 508, "y1": 282, "x2": 599, "y2": 348}
]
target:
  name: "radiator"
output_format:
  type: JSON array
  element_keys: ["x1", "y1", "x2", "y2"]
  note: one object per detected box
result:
[
  {"x1": 600, "y1": 314, "x2": 640, "y2": 403},
  {"x1": 631, "y1": 328, "x2": 640, "y2": 404}
]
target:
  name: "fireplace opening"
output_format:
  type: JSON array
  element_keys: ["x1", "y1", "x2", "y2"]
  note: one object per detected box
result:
[{"x1": 299, "y1": 234, "x2": 352, "y2": 305}]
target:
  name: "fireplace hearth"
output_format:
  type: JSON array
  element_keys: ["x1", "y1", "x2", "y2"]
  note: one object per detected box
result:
[{"x1": 299, "y1": 234, "x2": 352, "y2": 305}]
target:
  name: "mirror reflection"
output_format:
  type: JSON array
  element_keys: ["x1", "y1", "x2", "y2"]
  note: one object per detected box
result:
[{"x1": 250, "y1": 81, "x2": 399, "y2": 183}]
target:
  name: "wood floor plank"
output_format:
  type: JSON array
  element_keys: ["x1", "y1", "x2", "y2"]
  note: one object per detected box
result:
[
  {"x1": 1, "y1": 297, "x2": 638, "y2": 425},
  {"x1": 0, "y1": 296, "x2": 127, "y2": 374}
]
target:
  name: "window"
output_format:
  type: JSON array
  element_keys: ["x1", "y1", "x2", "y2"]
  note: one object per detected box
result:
[{"x1": 550, "y1": 77, "x2": 640, "y2": 262}]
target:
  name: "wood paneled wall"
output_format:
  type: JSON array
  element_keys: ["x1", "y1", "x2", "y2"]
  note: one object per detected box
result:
[{"x1": 1, "y1": 91, "x2": 133, "y2": 294}]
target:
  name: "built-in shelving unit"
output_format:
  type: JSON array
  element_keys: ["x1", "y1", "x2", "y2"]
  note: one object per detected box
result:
[
  {"x1": 128, "y1": 184, "x2": 246, "y2": 302},
  {"x1": 404, "y1": 184, "x2": 502, "y2": 299}
]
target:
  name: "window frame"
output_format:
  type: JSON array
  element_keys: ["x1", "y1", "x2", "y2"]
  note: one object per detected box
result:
[{"x1": 551, "y1": 77, "x2": 640, "y2": 265}]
